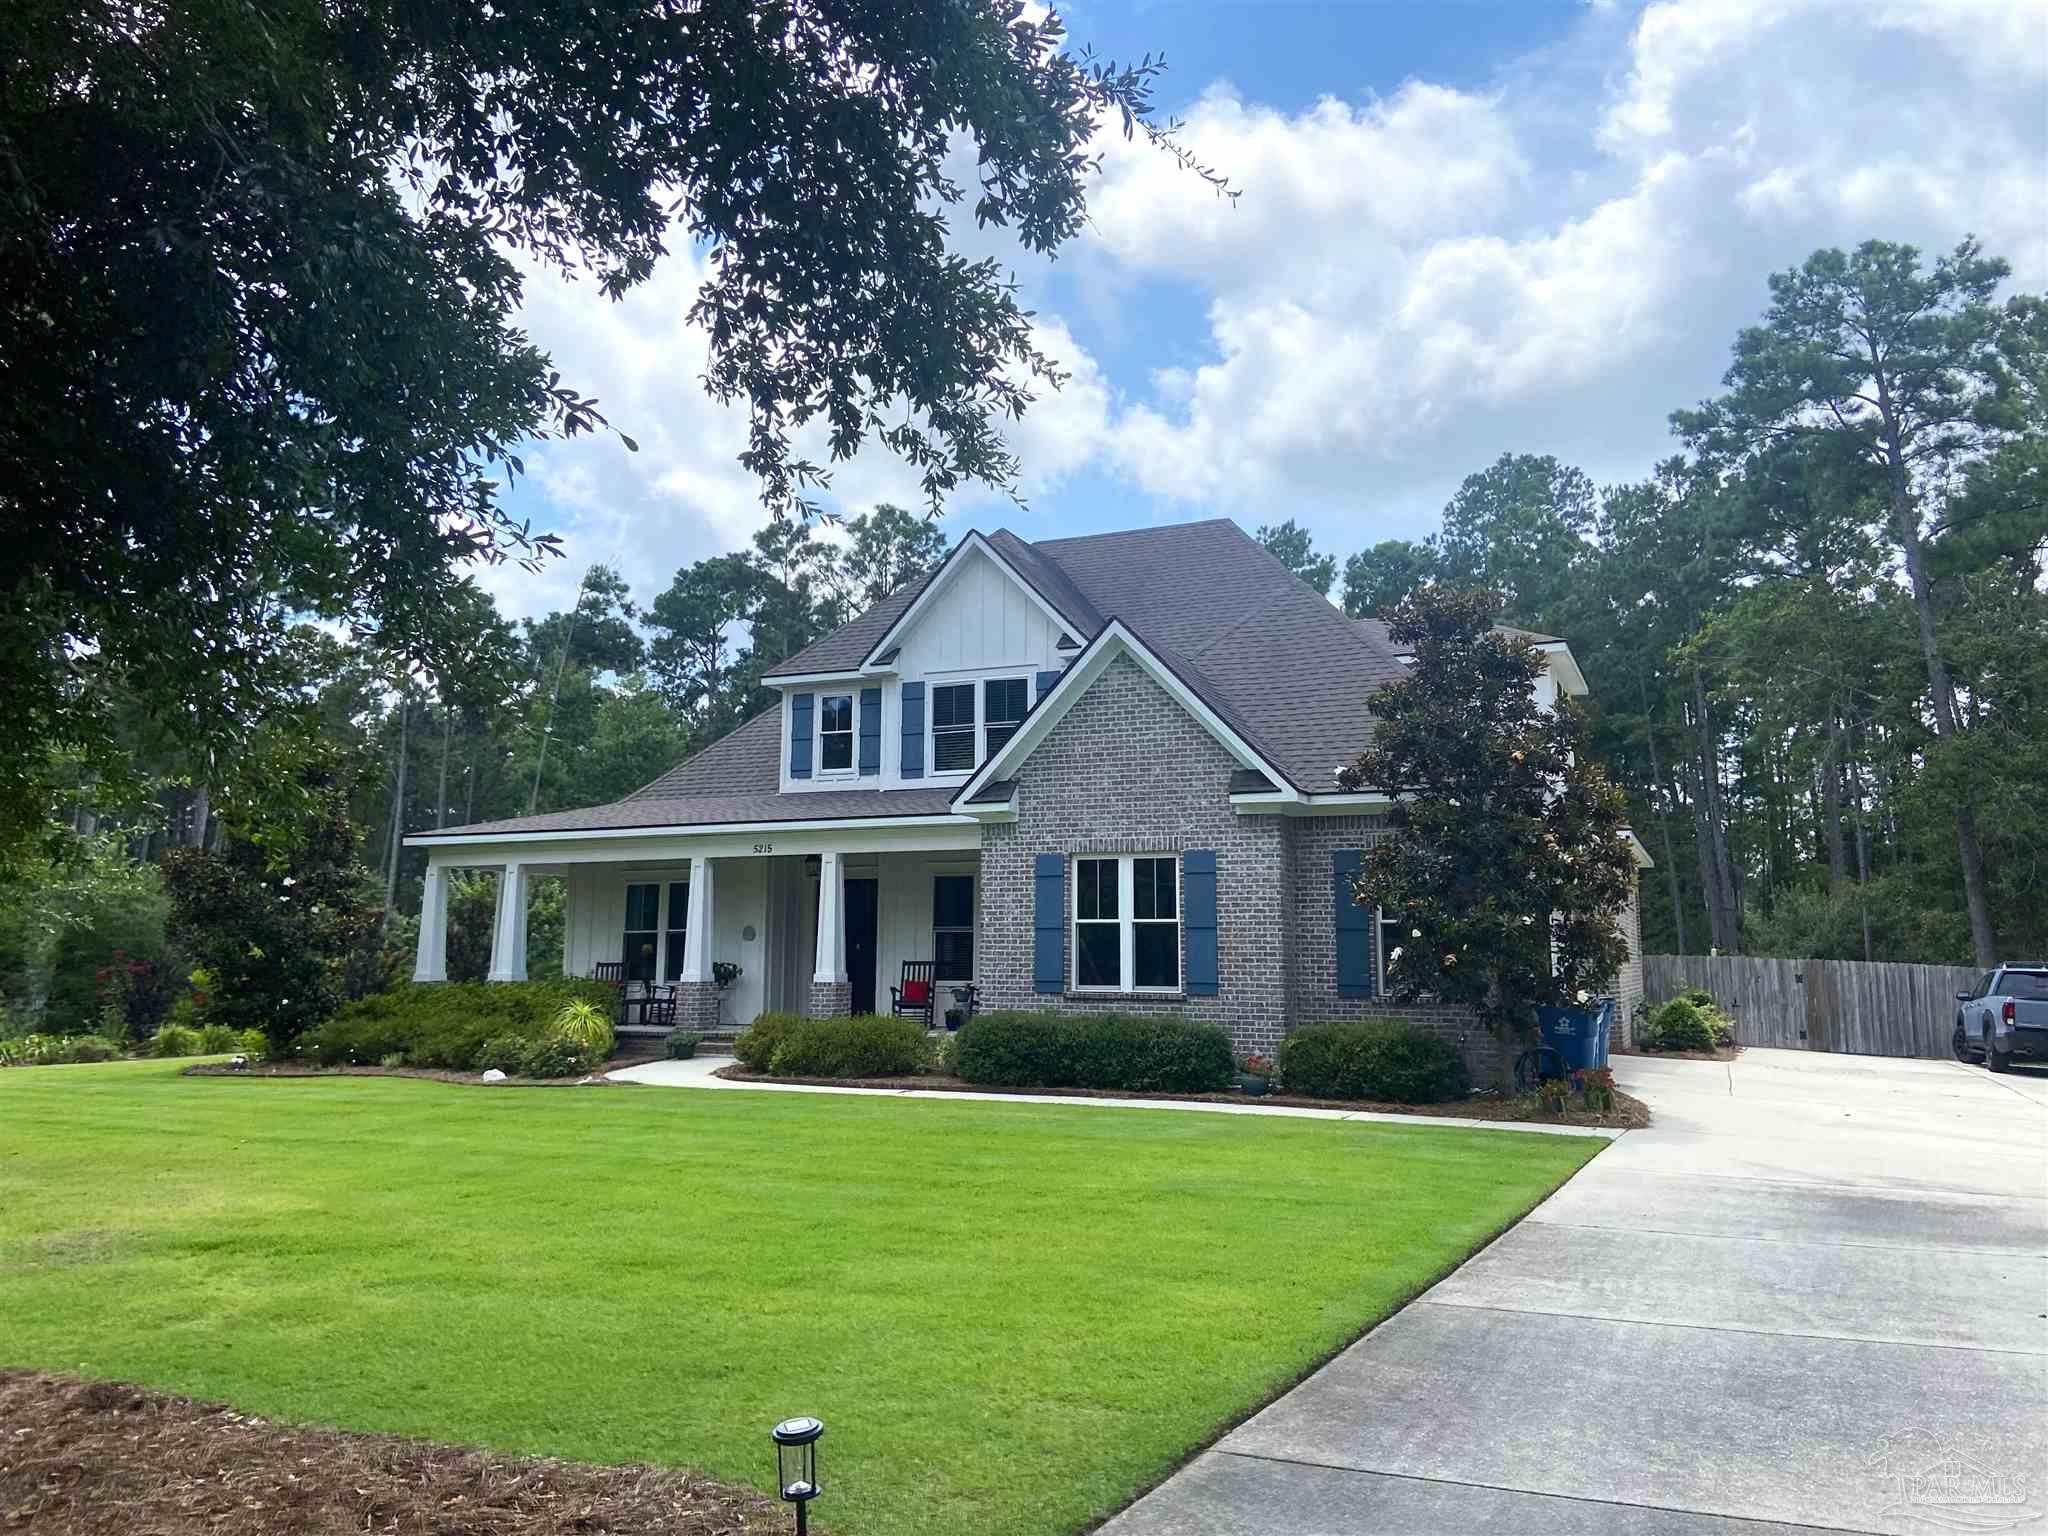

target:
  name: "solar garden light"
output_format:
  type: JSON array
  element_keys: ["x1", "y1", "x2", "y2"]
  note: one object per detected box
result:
[{"x1": 772, "y1": 1415, "x2": 824, "y2": 1533}]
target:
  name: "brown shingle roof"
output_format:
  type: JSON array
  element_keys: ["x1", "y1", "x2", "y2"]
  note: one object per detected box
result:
[{"x1": 425, "y1": 518, "x2": 1557, "y2": 840}]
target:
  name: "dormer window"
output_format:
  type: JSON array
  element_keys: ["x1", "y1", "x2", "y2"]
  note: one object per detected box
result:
[
  {"x1": 983, "y1": 678, "x2": 1029, "y2": 756},
  {"x1": 931, "y1": 684, "x2": 977, "y2": 772},
  {"x1": 818, "y1": 693, "x2": 855, "y2": 773},
  {"x1": 929, "y1": 675, "x2": 1031, "y2": 775}
]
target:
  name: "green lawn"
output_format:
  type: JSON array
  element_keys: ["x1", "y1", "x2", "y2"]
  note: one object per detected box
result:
[{"x1": 0, "y1": 1060, "x2": 1601, "y2": 1534}]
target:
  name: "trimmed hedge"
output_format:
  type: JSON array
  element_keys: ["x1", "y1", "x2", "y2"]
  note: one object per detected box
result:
[
  {"x1": 1277, "y1": 1021, "x2": 1470, "y2": 1104},
  {"x1": 760, "y1": 1015, "x2": 929, "y2": 1078},
  {"x1": 308, "y1": 980, "x2": 616, "y2": 1070},
  {"x1": 733, "y1": 1013, "x2": 802, "y2": 1074},
  {"x1": 953, "y1": 1011, "x2": 1234, "y2": 1093}
]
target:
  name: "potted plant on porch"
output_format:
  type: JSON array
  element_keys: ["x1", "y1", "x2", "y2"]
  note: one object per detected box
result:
[
  {"x1": 1235, "y1": 1053, "x2": 1275, "y2": 1096},
  {"x1": 712, "y1": 960, "x2": 741, "y2": 1028}
]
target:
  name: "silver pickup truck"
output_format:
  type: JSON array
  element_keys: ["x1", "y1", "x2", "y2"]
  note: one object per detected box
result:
[{"x1": 1954, "y1": 965, "x2": 2048, "y2": 1071}]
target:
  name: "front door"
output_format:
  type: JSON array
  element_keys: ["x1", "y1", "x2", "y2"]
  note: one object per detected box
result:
[{"x1": 845, "y1": 878, "x2": 879, "y2": 1015}]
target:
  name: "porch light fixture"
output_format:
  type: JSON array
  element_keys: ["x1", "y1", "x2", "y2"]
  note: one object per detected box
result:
[{"x1": 771, "y1": 1415, "x2": 824, "y2": 1532}]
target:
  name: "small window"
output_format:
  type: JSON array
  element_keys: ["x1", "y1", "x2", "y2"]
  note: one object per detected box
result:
[
  {"x1": 623, "y1": 882, "x2": 659, "y2": 983},
  {"x1": 933, "y1": 875, "x2": 975, "y2": 982},
  {"x1": 818, "y1": 693, "x2": 854, "y2": 772},
  {"x1": 662, "y1": 881, "x2": 690, "y2": 982},
  {"x1": 983, "y1": 677, "x2": 1029, "y2": 757},
  {"x1": 1074, "y1": 857, "x2": 1121, "y2": 989},
  {"x1": 1132, "y1": 857, "x2": 1179, "y2": 990},
  {"x1": 1376, "y1": 908, "x2": 1403, "y2": 993},
  {"x1": 931, "y1": 683, "x2": 977, "y2": 772}
]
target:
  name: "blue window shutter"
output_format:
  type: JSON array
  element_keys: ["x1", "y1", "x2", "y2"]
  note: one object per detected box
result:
[
  {"x1": 858, "y1": 686, "x2": 882, "y2": 776},
  {"x1": 1334, "y1": 849, "x2": 1370, "y2": 997},
  {"x1": 789, "y1": 694, "x2": 813, "y2": 779},
  {"x1": 900, "y1": 681, "x2": 925, "y2": 779},
  {"x1": 1184, "y1": 849, "x2": 1218, "y2": 996},
  {"x1": 1033, "y1": 669, "x2": 1062, "y2": 705},
  {"x1": 1033, "y1": 854, "x2": 1065, "y2": 994}
]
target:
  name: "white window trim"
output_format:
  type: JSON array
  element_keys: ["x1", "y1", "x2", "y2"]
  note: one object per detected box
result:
[
  {"x1": 924, "y1": 673, "x2": 1031, "y2": 780},
  {"x1": 815, "y1": 690, "x2": 857, "y2": 780},
  {"x1": 1070, "y1": 853, "x2": 1182, "y2": 995},
  {"x1": 622, "y1": 876, "x2": 690, "y2": 984}
]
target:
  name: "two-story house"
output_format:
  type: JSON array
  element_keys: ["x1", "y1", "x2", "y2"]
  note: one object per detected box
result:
[{"x1": 405, "y1": 518, "x2": 1647, "y2": 1064}]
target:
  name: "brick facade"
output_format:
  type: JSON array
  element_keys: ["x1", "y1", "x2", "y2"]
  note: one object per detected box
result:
[
  {"x1": 976, "y1": 652, "x2": 1292, "y2": 1051},
  {"x1": 807, "y1": 980, "x2": 851, "y2": 1018},
  {"x1": 960, "y1": 647, "x2": 1643, "y2": 1080},
  {"x1": 1285, "y1": 813, "x2": 1498, "y2": 1083},
  {"x1": 673, "y1": 981, "x2": 722, "y2": 1035}
]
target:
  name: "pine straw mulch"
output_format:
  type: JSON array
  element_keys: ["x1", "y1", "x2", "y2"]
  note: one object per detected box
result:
[
  {"x1": 180, "y1": 1054, "x2": 664, "y2": 1088},
  {"x1": 710, "y1": 1066, "x2": 1648, "y2": 1129},
  {"x1": 0, "y1": 1371, "x2": 785, "y2": 1536}
]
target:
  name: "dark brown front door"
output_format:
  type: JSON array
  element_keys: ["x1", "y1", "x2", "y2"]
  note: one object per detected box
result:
[{"x1": 846, "y1": 878, "x2": 878, "y2": 1015}]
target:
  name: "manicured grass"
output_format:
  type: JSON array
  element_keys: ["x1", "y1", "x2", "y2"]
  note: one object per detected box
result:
[{"x1": 0, "y1": 1060, "x2": 1601, "y2": 1534}]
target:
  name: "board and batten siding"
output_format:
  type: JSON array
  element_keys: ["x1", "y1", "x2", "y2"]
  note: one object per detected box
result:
[
  {"x1": 1643, "y1": 954, "x2": 1980, "y2": 1060},
  {"x1": 563, "y1": 860, "x2": 772, "y2": 1027},
  {"x1": 891, "y1": 545, "x2": 1068, "y2": 678}
]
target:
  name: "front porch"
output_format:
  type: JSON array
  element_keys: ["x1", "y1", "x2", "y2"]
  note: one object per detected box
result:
[{"x1": 411, "y1": 823, "x2": 984, "y2": 1037}]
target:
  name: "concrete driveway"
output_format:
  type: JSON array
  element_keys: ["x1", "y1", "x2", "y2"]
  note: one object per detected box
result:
[{"x1": 1101, "y1": 1047, "x2": 2048, "y2": 1535}]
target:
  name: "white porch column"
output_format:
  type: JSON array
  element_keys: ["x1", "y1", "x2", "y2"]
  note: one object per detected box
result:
[
  {"x1": 813, "y1": 851, "x2": 846, "y2": 984},
  {"x1": 486, "y1": 861, "x2": 529, "y2": 982},
  {"x1": 680, "y1": 855, "x2": 713, "y2": 983},
  {"x1": 412, "y1": 863, "x2": 450, "y2": 982}
]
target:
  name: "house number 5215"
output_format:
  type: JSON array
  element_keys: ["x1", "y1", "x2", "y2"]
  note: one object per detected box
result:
[{"x1": 753, "y1": 843, "x2": 774, "y2": 854}]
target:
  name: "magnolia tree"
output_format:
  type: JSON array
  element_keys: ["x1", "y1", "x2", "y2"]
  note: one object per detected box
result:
[{"x1": 1339, "y1": 588, "x2": 1637, "y2": 1087}]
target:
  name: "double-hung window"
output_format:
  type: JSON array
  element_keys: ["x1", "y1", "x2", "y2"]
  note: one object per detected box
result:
[
  {"x1": 928, "y1": 675, "x2": 1031, "y2": 773},
  {"x1": 983, "y1": 678, "x2": 1029, "y2": 756},
  {"x1": 933, "y1": 875, "x2": 975, "y2": 982},
  {"x1": 931, "y1": 683, "x2": 977, "y2": 772},
  {"x1": 818, "y1": 693, "x2": 854, "y2": 774},
  {"x1": 623, "y1": 882, "x2": 660, "y2": 983},
  {"x1": 662, "y1": 880, "x2": 690, "y2": 982},
  {"x1": 1073, "y1": 855, "x2": 1180, "y2": 993},
  {"x1": 1374, "y1": 907, "x2": 1402, "y2": 993}
]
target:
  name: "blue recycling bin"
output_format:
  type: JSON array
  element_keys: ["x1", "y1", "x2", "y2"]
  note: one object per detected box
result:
[{"x1": 1534, "y1": 998, "x2": 1614, "y2": 1072}]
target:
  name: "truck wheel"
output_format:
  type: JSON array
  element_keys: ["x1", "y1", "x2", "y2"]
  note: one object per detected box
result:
[
  {"x1": 1952, "y1": 1025, "x2": 1972, "y2": 1063},
  {"x1": 1988, "y1": 1034, "x2": 2011, "y2": 1073}
]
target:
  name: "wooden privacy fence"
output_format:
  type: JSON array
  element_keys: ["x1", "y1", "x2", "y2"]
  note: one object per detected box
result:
[{"x1": 1643, "y1": 954, "x2": 1979, "y2": 1061}]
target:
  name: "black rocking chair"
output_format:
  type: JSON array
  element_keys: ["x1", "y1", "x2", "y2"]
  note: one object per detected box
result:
[{"x1": 891, "y1": 961, "x2": 936, "y2": 1028}]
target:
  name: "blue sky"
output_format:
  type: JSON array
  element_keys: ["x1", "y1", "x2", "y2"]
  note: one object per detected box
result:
[{"x1": 485, "y1": 0, "x2": 2048, "y2": 622}]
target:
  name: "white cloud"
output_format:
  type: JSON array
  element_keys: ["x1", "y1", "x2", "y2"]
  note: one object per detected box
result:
[
  {"x1": 1081, "y1": 0, "x2": 2047, "y2": 535},
  {"x1": 484, "y1": 0, "x2": 2048, "y2": 617}
]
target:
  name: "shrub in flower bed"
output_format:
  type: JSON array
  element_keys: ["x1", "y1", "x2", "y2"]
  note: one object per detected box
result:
[
  {"x1": 1643, "y1": 997, "x2": 1717, "y2": 1053},
  {"x1": 953, "y1": 1011, "x2": 1234, "y2": 1094},
  {"x1": 735, "y1": 1014, "x2": 929, "y2": 1078},
  {"x1": 1276, "y1": 1020, "x2": 1470, "y2": 1104},
  {"x1": 307, "y1": 980, "x2": 616, "y2": 1070}
]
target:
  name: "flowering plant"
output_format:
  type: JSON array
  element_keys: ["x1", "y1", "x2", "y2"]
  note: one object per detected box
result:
[
  {"x1": 1336, "y1": 587, "x2": 1636, "y2": 1088},
  {"x1": 1236, "y1": 1053, "x2": 1275, "y2": 1078}
]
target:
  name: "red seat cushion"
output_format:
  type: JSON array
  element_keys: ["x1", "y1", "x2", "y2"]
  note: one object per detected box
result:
[{"x1": 901, "y1": 980, "x2": 930, "y2": 1005}]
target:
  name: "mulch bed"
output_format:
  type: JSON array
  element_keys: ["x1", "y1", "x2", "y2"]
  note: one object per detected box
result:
[
  {"x1": 181, "y1": 1054, "x2": 665, "y2": 1088},
  {"x1": 710, "y1": 1065, "x2": 1648, "y2": 1129},
  {"x1": 1613, "y1": 1043, "x2": 1742, "y2": 1063},
  {"x1": 0, "y1": 1370, "x2": 785, "y2": 1535}
]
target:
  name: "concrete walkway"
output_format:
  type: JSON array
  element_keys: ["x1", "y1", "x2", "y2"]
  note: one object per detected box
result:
[
  {"x1": 607, "y1": 1053, "x2": 1621, "y2": 1139},
  {"x1": 1102, "y1": 1047, "x2": 2048, "y2": 1536}
]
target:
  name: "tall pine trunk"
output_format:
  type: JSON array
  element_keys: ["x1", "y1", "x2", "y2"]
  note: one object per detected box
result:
[
  {"x1": 1687, "y1": 667, "x2": 1740, "y2": 953},
  {"x1": 1882, "y1": 419, "x2": 1996, "y2": 965}
]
